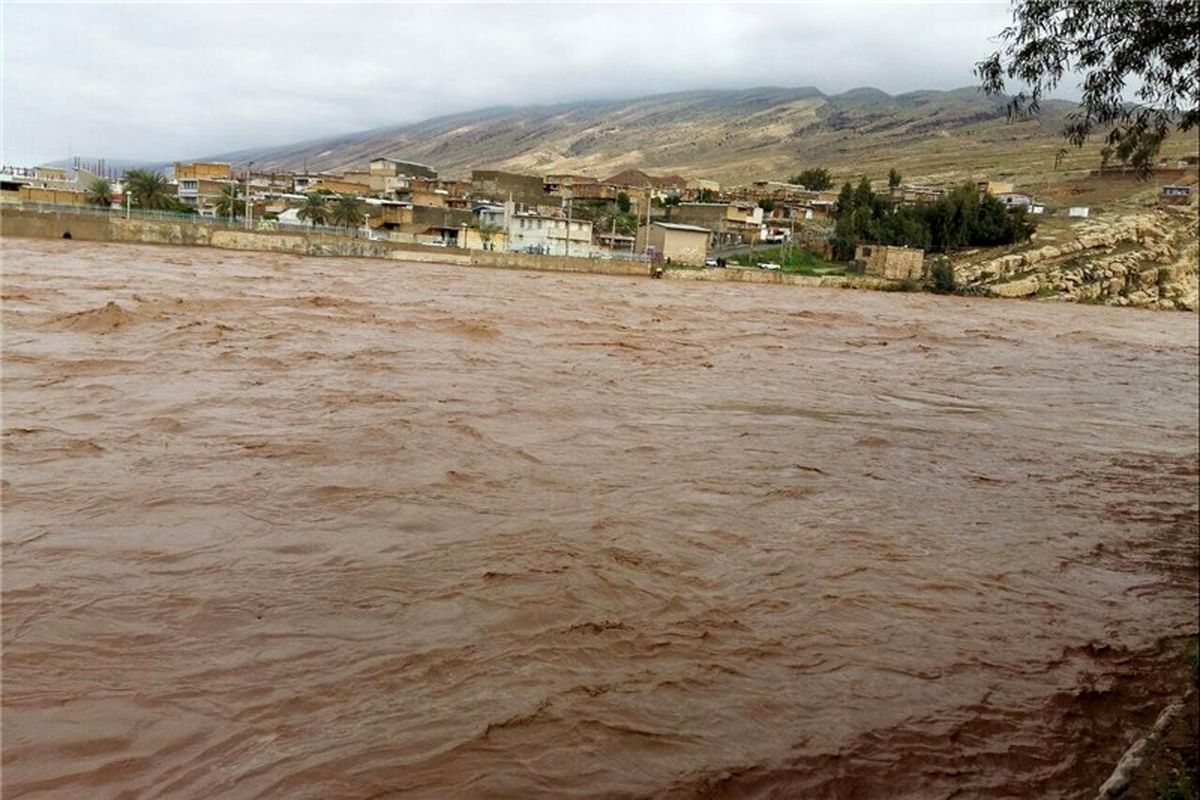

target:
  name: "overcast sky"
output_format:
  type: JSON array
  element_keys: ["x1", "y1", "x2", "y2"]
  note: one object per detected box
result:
[{"x1": 3, "y1": 1, "x2": 1028, "y2": 166}]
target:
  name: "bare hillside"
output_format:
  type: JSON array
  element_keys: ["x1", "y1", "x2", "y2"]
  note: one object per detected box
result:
[{"x1": 207, "y1": 86, "x2": 1093, "y2": 184}]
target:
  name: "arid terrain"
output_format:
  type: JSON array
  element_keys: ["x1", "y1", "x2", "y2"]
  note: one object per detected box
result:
[
  {"x1": 205, "y1": 86, "x2": 1197, "y2": 185},
  {"x1": 2, "y1": 238, "x2": 1198, "y2": 799}
]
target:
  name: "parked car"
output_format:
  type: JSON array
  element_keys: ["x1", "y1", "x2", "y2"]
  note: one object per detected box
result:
[
  {"x1": 705, "y1": 258, "x2": 718, "y2": 267},
  {"x1": 756, "y1": 262, "x2": 782, "y2": 270}
]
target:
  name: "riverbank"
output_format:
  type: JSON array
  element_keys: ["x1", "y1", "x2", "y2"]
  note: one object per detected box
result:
[
  {"x1": 1096, "y1": 639, "x2": 1198, "y2": 800},
  {"x1": 0, "y1": 206, "x2": 902, "y2": 293},
  {"x1": 0, "y1": 206, "x2": 897, "y2": 291}
]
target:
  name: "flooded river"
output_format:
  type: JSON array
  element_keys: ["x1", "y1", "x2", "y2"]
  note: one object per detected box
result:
[{"x1": 2, "y1": 238, "x2": 1197, "y2": 799}]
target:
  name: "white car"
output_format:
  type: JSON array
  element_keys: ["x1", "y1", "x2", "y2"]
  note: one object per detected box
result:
[
  {"x1": 756, "y1": 262, "x2": 782, "y2": 270},
  {"x1": 705, "y1": 258, "x2": 718, "y2": 267}
]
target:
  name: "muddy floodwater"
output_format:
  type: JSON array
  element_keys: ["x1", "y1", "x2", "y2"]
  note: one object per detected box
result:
[{"x1": 2, "y1": 238, "x2": 1197, "y2": 799}]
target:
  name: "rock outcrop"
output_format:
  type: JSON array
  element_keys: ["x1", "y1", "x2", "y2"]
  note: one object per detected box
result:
[{"x1": 955, "y1": 206, "x2": 1198, "y2": 311}]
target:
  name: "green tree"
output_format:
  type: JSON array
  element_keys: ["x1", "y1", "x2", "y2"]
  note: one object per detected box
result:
[
  {"x1": 478, "y1": 222, "x2": 502, "y2": 247},
  {"x1": 212, "y1": 183, "x2": 244, "y2": 220},
  {"x1": 888, "y1": 168, "x2": 902, "y2": 188},
  {"x1": 85, "y1": 178, "x2": 113, "y2": 207},
  {"x1": 831, "y1": 179, "x2": 1034, "y2": 259},
  {"x1": 853, "y1": 176, "x2": 875, "y2": 209},
  {"x1": 329, "y1": 194, "x2": 366, "y2": 228},
  {"x1": 297, "y1": 193, "x2": 330, "y2": 226},
  {"x1": 977, "y1": 0, "x2": 1199, "y2": 176},
  {"x1": 616, "y1": 191, "x2": 631, "y2": 213},
  {"x1": 696, "y1": 189, "x2": 714, "y2": 203},
  {"x1": 835, "y1": 182, "x2": 855, "y2": 214},
  {"x1": 124, "y1": 169, "x2": 174, "y2": 210},
  {"x1": 758, "y1": 199, "x2": 776, "y2": 213},
  {"x1": 792, "y1": 168, "x2": 833, "y2": 190}
]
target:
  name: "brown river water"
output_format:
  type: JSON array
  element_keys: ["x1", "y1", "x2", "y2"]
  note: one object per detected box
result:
[{"x1": 2, "y1": 238, "x2": 1197, "y2": 799}]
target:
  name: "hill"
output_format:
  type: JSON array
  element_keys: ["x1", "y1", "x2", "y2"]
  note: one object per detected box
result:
[{"x1": 202, "y1": 86, "x2": 1098, "y2": 185}]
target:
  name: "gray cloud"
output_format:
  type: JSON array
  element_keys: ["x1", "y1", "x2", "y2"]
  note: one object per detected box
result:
[{"x1": 2, "y1": 1, "x2": 1020, "y2": 165}]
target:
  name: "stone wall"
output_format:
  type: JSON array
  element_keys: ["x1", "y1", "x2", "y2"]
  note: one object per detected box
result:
[
  {"x1": 1, "y1": 209, "x2": 113, "y2": 241},
  {"x1": 2, "y1": 209, "x2": 928, "y2": 292},
  {"x1": 856, "y1": 244, "x2": 924, "y2": 280},
  {"x1": 0, "y1": 208, "x2": 649, "y2": 276},
  {"x1": 665, "y1": 267, "x2": 890, "y2": 290}
]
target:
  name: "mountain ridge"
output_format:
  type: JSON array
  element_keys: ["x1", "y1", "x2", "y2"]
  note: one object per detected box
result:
[{"x1": 199, "y1": 85, "x2": 1083, "y2": 184}]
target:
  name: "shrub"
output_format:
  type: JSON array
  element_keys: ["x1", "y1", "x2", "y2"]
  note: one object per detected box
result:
[{"x1": 928, "y1": 260, "x2": 957, "y2": 294}]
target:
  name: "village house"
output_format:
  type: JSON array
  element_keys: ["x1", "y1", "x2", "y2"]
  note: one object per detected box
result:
[
  {"x1": 855, "y1": 244, "x2": 924, "y2": 280},
  {"x1": 368, "y1": 158, "x2": 438, "y2": 194},
  {"x1": 478, "y1": 205, "x2": 594, "y2": 257},
  {"x1": 291, "y1": 173, "x2": 322, "y2": 193},
  {"x1": 434, "y1": 180, "x2": 473, "y2": 209},
  {"x1": 178, "y1": 178, "x2": 233, "y2": 210},
  {"x1": 763, "y1": 202, "x2": 817, "y2": 224},
  {"x1": 595, "y1": 232, "x2": 636, "y2": 253},
  {"x1": 250, "y1": 172, "x2": 294, "y2": 193},
  {"x1": 977, "y1": 180, "x2": 1015, "y2": 196},
  {"x1": 543, "y1": 174, "x2": 595, "y2": 195},
  {"x1": 604, "y1": 169, "x2": 688, "y2": 199},
  {"x1": 306, "y1": 177, "x2": 372, "y2": 195},
  {"x1": 635, "y1": 221, "x2": 710, "y2": 266},
  {"x1": 370, "y1": 158, "x2": 437, "y2": 180},
  {"x1": 341, "y1": 170, "x2": 373, "y2": 187},
  {"x1": 175, "y1": 162, "x2": 232, "y2": 182},
  {"x1": 683, "y1": 178, "x2": 721, "y2": 201},
  {"x1": 742, "y1": 180, "x2": 811, "y2": 204},
  {"x1": 2, "y1": 165, "x2": 101, "y2": 204},
  {"x1": 665, "y1": 200, "x2": 762, "y2": 246},
  {"x1": 403, "y1": 178, "x2": 449, "y2": 207},
  {"x1": 890, "y1": 184, "x2": 946, "y2": 207},
  {"x1": 471, "y1": 170, "x2": 550, "y2": 208},
  {"x1": 173, "y1": 162, "x2": 235, "y2": 209},
  {"x1": 13, "y1": 185, "x2": 88, "y2": 205},
  {"x1": 407, "y1": 205, "x2": 477, "y2": 247},
  {"x1": 364, "y1": 199, "x2": 414, "y2": 231}
]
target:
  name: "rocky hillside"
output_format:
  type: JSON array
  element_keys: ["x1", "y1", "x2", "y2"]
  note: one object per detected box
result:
[
  {"x1": 207, "y1": 86, "x2": 1087, "y2": 184},
  {"x1": 956, "y1": 200, "x2": 1199, "y2": 311}
]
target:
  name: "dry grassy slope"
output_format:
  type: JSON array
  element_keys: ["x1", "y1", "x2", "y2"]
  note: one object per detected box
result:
[{"x1": 208, "y1": 86, "x2": 1143, "y2": 185}]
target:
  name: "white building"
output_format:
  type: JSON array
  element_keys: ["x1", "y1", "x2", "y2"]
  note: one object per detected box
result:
[{"x1": 479, "y1": 204, "x2": 594, "y2": 257}]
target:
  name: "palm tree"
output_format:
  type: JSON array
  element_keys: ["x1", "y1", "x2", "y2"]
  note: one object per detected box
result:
[
  {"x1": 212, "y1": 182, "x2": 243, "y2": 220},
  {"x1": 297, "y1": 193, "x2": 330, "y2": 226},
  {"x1": 85, "y1": 178, "x2": 113, "y2": 207},
  {"x1": 123, "y1": 169, "x2": 174, "y2": 211},
  {"x1": 329, "y1": 193, "x2": 365, "y2": 228}
]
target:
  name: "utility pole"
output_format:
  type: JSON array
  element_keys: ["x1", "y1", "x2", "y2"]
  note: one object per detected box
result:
[
  {"x1": 790, "y1": 212, "x2": 797, "y2": 265},
  {"x1": 642, "y1": 186, "x2": 652, "y2": 255},
  {"x1": 245, "y1": 161, "x2": 254, "y2": 230},
  {"x1": 506, "y1": 191, "x2": 513, "y2": 252},
  {"x1": 563, "y1": 184, "x2": 573, "y2": 257}
]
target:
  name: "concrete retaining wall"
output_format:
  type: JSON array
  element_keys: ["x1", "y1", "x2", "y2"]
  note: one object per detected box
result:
[
  {"x1": 664, "y1": 267, "x2": 891, "y2": 291},
  {"x1": 0, "y1": 209, "x2": 641, "y2": 275},
  {"x1": 3, "y1": 209, "x2": 886, "y2": 291},
  {"x1": 2, "y1": 209, "x2": 114, "y2": 242}
]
